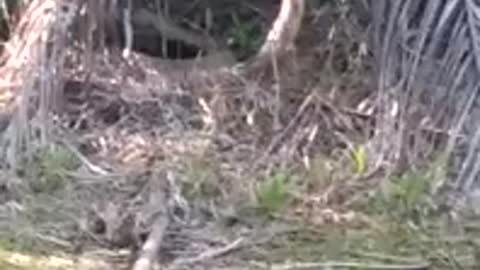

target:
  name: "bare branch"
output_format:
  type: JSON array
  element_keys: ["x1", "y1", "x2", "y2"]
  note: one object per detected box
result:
[{"x1": 257, "y1": 0, "x2": 305, "y2": 58}]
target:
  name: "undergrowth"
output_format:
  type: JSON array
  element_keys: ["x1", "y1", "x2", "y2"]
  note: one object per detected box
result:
[
  {"x1": 0, "y1": 1, "x2": 478, "y2": 269},
  {"x1": 255, "y1": 170, "x2": 293, "y2": 216},
  {"x1": 0, "y1": 143, "x2": 80, "y2": 255},
  {"x1": 234, "y1": 154, "x2": 479, "y2": 269},
  {"x1": 174, "y1": 145, "x2": 480, "y2": 269}
]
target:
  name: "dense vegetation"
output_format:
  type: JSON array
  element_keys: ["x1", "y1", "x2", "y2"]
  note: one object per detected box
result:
[{"x1": 0, "y1": 1, "x2": 478, "y2": 269}]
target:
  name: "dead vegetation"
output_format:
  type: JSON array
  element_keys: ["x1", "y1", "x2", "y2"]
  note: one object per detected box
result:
[{"x1": 0, "y1": 0, "x2": 478, "y2": 270}]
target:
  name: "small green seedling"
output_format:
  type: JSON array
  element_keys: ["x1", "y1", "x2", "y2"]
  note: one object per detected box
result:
[
  {"x1": 255, "y1": 171, "x2": 291, "y2": 216},
  {"x1": 367, "y1": 168, "x2": 435, "y2": 221}
]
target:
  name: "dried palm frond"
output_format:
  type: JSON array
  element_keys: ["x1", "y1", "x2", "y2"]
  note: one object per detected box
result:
[
  {"x1": 0, "y1": 0, "x2": 79, "y2": 169},
  {"x1": 369, "y1": 0, "x2": 480, "y2": 196}
]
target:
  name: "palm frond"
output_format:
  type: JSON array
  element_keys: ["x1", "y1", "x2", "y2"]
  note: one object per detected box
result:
[{"x1": 369, "y1": 0, "x2": 480, "y2": 195}]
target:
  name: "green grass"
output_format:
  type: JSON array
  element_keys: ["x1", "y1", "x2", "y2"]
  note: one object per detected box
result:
[
  {"x1": 236, "y1": 209, "x2": 478, "y2": 269},
  {"x1": 255, "y1": 170, "x2": 293, "y2": 216},
  {"x1": 16, "y1": 144, "x2": 79, "y2": 195},
  {"x1": 1, "y1": 144, "x2": 476, "y2": 269},
  {"x1": 234, "y1": 155, "x2": 479, "y2": 269}
]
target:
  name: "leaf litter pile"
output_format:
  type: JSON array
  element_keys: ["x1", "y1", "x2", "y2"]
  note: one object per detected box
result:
[{"x1": 0, "y1": 1, "x2": 478, "y2": 269}]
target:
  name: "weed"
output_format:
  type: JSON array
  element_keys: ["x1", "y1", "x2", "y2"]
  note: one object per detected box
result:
[
  {"x1": 25, "y1": 145, "x2": 79, "y2": 194},
  {"x1": 0, "y1": 235, "x2": 15, "y2": 252},
  {"x1": 350, "y1": 144, "x2": 367, "y2": 175},
  {"x1": 255, "y1": 170, "x2": 292, "y2": 216},
  {"x1": 227, "y1": 14, "x2": 263, "y2": 60},
  {"x1": 367, "y1": 154, "x2": 449, "y2": 221}
]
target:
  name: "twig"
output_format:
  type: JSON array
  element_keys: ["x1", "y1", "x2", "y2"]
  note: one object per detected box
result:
[
  {"x1": 349, "y1": 251, "x2": 425, "y2": 264},
  {"x1": 256, "y1": 261, "x2": 430, "y2": 270},
  {"x1": 252, "y1": 92, "x2": 315, "y2": 172},
  {"x1": 168, "y1": 237, "x2": 244, "y2": 268},
  {"x1": 320, "y1": 94, "x2": 467, "y2": 141},
  {"x1": 60, "y1": 139, "x2": 111, "y2": 175}
]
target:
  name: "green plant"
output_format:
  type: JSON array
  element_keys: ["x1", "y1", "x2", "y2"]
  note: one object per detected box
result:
[
  {"x1": 362, "y1": 154, "x2": 457, "y2": 237},
  {"x1": 350, "y1": 144, "x2": 367, "y2": 175},
  {"x1": 226, "y1": 14, "x2": 263, "y2": 60},
  {"x1": 388, "y1": 171, "x2": 431, "y2": 214},
  {"x1": 422, "y1": 152, "x2": 449, "y2": 194},
  {"x1": 366, "y1": 168, "x2": 436, "y2": 223},
  {"x1": 27, "y1": 145, "x2": 79, "y2": 194},
  {"x1": 255, "y1": 171, "x2": 291, "y2": 215},
  {"x1": 0, "y1": 234, "x2": 15, "y2": 252}
]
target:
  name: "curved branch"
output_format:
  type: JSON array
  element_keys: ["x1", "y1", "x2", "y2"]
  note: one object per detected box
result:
[
  {"x1": 131, "y1": 8, "x2": 219, "y2": 51},
  {"x1": 256, "y1": 0, "x2": 305, "y2": 58}
]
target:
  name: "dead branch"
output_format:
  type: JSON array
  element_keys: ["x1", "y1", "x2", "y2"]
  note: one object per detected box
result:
[
  {"x1": 256, "y1": 0, "x2": 305, "y2": 59},
  {"x1": 131, "y1": 214, "x2": 169, "y2": 270},
  {"x1": 131, "y1": 170, "x2": 172, "y2": 270}
]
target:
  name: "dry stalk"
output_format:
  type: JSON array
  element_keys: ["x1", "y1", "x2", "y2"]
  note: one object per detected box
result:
[
  {"x1": 0, "y1": 0, "x2": 79, "y2": 167},
  {"x1": 168, "y1": 237, "x2": 244, "y2": 268}
]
